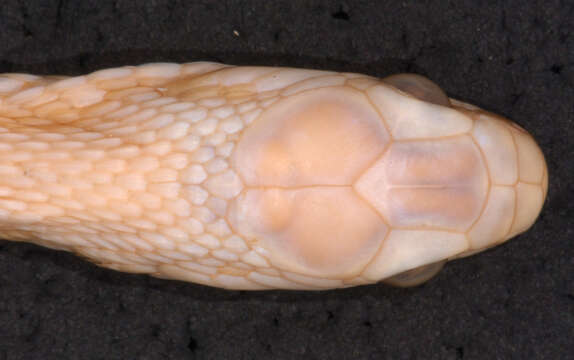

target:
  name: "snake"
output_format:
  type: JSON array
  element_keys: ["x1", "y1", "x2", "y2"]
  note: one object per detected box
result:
[{"x1": 0, "y1": 62, "x2": 548, "y2": 290}]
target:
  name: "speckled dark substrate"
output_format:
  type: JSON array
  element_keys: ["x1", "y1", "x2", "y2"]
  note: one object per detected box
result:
[{"x1": 0, "y1": 1, "x2": 572, "y2": 359}]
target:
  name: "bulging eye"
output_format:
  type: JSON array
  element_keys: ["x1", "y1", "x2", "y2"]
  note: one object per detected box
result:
[{"x1": 382, "y1": 73, "x2": 451, "y2": 107}]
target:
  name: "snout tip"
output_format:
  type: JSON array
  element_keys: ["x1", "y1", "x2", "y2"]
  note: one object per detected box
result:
[{"x1": 504, "y1": 119, "x2": 548, "y2": 240}]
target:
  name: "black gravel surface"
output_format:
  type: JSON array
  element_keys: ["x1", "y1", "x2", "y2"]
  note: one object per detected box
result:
[{"x1": 0, "y1": 1, "x2": 572, "y2": 359}]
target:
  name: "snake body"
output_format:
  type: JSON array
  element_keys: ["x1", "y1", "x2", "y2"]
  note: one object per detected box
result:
[{"x1": 0, "y1": 63, "x2": 548, "y2": 289}]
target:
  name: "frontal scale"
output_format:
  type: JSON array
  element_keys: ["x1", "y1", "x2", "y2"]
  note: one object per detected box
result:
[{"x1": 0, "y1": 63, "x2": 548, "y2": 290}]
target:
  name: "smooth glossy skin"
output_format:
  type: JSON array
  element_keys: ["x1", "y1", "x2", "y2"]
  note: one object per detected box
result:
[{"x1": 0, "y1": 63, "x2": 548, "y2": 290}]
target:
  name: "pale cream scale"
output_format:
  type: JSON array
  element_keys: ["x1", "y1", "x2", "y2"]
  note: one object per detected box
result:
[{"x1": 0, "y1": 62, "x2": 548, "y2": 289}]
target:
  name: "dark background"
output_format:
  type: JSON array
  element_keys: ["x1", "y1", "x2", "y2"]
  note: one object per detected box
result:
[{"x1": 0, "y1": 1, "x2": 572, "y2": 359}]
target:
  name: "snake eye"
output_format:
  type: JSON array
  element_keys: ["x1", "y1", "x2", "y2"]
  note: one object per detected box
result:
[{"x1": 382, "y1": 73, "x2": 451, "y2": 107}]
